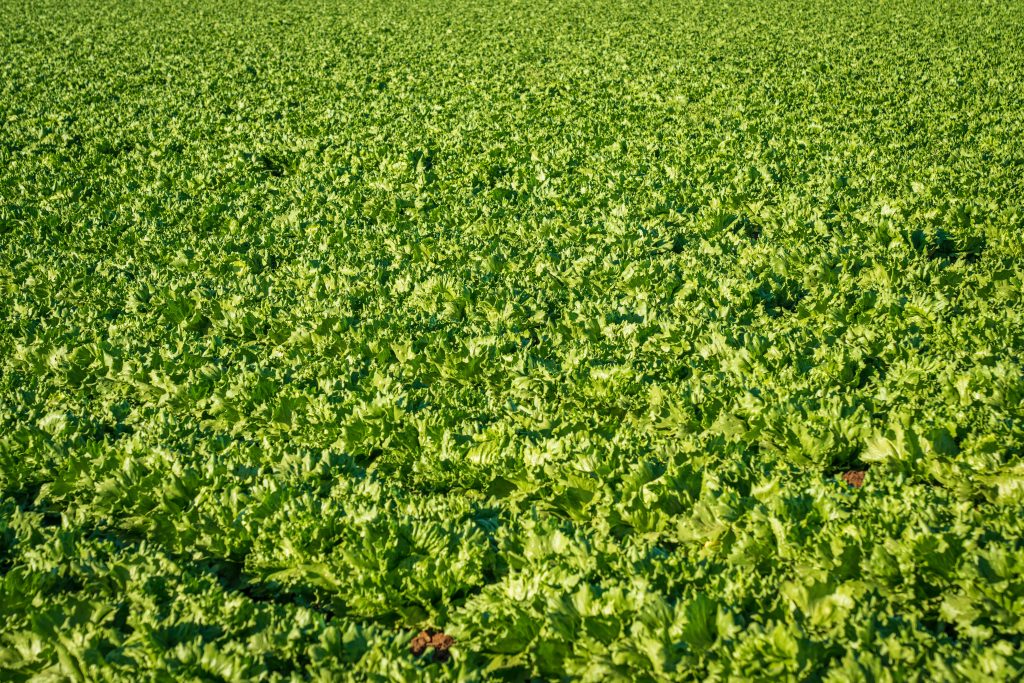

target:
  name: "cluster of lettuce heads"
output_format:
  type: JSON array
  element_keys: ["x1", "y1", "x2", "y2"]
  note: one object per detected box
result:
[{"x1": 2, "y1": 0, "x2": 1023, "y2": 680}]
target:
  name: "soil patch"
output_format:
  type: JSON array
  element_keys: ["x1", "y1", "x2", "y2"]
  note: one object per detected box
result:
[
  {"x1": 410, "y1": 630, "x2": 454, "y2": 662},
  {"x1": 842, "y1": 470, "x2": 866, "y2": 488}
]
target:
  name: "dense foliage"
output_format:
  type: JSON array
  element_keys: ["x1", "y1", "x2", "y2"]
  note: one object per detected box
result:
[{"x1": 2, "y1": 0, "x2": 1024, "y2": 679}]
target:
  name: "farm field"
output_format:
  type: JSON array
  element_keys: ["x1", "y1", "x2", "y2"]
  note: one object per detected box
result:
[{"x1": 2, "y1": 0, "x2": 1024, "y2": 679}]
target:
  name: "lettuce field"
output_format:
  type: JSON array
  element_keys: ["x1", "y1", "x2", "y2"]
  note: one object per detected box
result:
[{"x1": 3, "y1": 0, "x2": 1024, "y2": 679}]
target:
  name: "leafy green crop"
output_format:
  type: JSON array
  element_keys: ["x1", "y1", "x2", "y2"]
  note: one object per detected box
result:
[{"x1": 2, "y1": 0, "x2": 1023, "y2": 680}]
